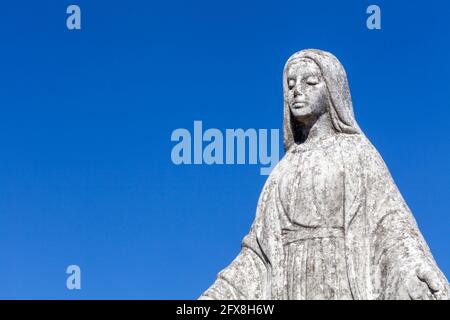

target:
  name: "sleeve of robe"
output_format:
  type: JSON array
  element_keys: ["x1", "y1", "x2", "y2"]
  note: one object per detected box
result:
[
  {"x1": 350, "y1": 136, "x2": 449, "y2": 299},
  {"x1": 198, "y1": 182, "x2": 272, "y2": 300},
  {"x1": 197, "y1": 247, "x2": 267, "y2": 300},
  {"x1": 198, "y1": 165, "x2": 286, "y2": 300}
]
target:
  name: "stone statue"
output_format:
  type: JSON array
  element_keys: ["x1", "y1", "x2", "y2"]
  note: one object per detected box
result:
[{"x1": 199, "y1": 49, "x2": 449, "y2": 300}]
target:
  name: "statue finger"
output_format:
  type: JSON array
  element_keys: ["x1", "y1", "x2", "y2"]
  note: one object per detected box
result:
[
  {"x1": 408, "y1": 279, "x2": 430, "y2": 300},
  {"x1": 432, "y1": 285, "x2": 449, "y2": 300},
  {"x1": 417, "y1": 270, "x2": 442, "y2": 293}
]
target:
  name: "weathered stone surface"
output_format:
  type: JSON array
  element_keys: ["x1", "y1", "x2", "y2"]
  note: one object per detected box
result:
[{"x1": 199, "y1": 49, "x2": 449, "y2": 300}]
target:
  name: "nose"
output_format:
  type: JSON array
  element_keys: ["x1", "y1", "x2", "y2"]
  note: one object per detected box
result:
[{"x1": 293, "y1": 84, "x2": 304, "y2": 97}]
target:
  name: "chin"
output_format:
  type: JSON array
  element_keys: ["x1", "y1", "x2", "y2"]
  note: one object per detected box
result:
[{"x1": 291, "y1": 107, "x2": 312, "y2": 120}]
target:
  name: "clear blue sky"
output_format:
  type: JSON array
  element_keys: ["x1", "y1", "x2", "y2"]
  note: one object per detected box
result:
[{"x1": 0, "y1": 0, "x2": 448, "y2": 299}]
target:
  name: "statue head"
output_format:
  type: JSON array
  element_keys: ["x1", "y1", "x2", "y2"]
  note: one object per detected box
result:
[
  {"x1": 285, "y1": 57, "x2": 329, "y2": 126},
  {"x1": 283, "y1": 49, "x2": 361, "y2": 151}
]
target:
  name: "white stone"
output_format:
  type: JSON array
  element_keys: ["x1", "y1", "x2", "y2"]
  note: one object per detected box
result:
[{"x1": 199, "y1": 49, "x2": 449, "y2": 300}]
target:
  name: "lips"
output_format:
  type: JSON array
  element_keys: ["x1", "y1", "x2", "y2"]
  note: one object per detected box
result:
[{"x1": 292, "y1": 101, "x2": 308, "y2": 109}]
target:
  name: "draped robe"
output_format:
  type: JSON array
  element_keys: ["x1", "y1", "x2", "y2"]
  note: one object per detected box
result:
[{"x1": 200, "y1": 133, "x2": 448, "y2": 300}]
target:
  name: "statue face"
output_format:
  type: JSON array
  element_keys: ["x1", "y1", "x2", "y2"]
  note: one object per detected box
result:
[{"x1": 286, "y1": 58, "x2": 329, "y2": 123}]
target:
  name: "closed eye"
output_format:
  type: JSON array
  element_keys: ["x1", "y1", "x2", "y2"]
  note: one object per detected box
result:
[
  {"x1": 306, "y1": 76, "x2": 320, "y2": 85},
  {"x1": 288, "y1": 79, "x2": 296, "y2": 89}
]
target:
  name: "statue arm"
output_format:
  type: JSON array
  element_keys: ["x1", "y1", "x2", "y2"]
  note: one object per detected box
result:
[
  {"x1": 198, "y1": 163, "x2": 286, "y2": 300},
  {"x1": 365, "y1": 146, "x2": 449, "y2": 299},
  {"x1": 198, "y1": 246, "x2": 268, "y2": 300}
]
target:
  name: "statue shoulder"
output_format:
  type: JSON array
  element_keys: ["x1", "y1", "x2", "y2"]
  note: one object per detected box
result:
[
  {"x1": 339, "y1": 134, "x2": 397, "y2": 191},
  {"x1": 336, "y1": 133, "x2": 385, "y2": 168}
]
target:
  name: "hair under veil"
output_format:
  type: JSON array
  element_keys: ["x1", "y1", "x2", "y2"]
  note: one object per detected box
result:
[{"x1": 283, "y1": 49, "x2": 361, "y2": 151}]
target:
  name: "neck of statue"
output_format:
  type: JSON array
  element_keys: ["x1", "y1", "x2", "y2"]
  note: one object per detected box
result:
[{"x1": 298, "y1": 112, "x2": 335, "y2": 145}]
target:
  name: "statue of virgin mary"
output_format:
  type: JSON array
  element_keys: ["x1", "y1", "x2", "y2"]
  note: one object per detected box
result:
[{"x1": 199, "y1": 49, "x2": 449, "y2": 300}]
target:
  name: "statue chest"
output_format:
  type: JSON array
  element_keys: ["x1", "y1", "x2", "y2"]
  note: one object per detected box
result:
[{"x1": 278, "y1": 145, "x2": 345, "y2": 228}]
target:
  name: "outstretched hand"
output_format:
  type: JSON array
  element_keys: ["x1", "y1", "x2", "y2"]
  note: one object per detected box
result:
[{"x1": 401, "y1": 265, "x2": 449, "y2": 300}]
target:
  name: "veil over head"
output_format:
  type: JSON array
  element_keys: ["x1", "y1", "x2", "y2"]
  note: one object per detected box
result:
[{"x1": 283, "y1": 49, "x2": 361, "y2": 151}]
